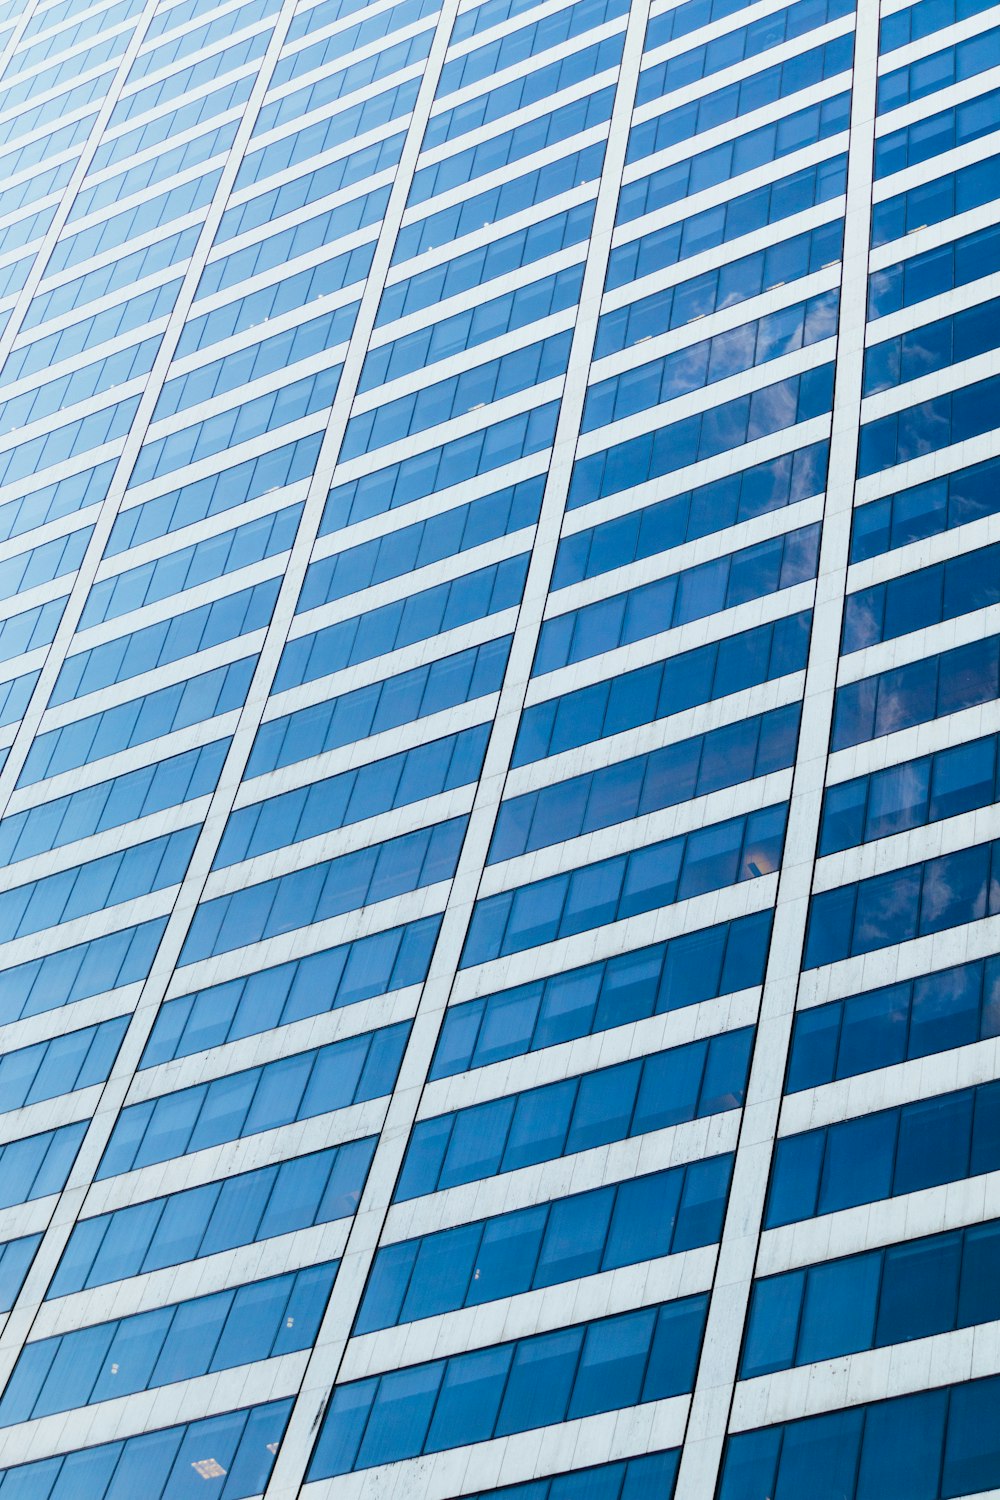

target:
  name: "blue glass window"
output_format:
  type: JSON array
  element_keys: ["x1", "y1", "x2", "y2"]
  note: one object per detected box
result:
[
  {"x1": 850, "y1": 454, "x2": 1000, "y2": 563},
  {"x1": 144, "y1": 916, "x2": 439, "y2": 1066},
  {"x1": 805, "y1": 838, "x2": 1000, "y2": 968},
  {"x1": 98, "y1": 1022, "x2": 408, "y2": 1178},
  {"x1": 357, "y1": 1155, "x2": 730, "y2": 1332},
  {"x1": 397, "y1": 1028, "x2": 751, "y2": 1200},
  {"x1": 832, "y1": 631, "x2": 1000, "y2": 751},
  {"x1": 743, "y1": 1217, "x2": 1000, "y2": 1377},
  {"x1": 51, "y1": 1139, "x2": 373, "y2": 1297},
  {"x1": 787, "y1": 954, "x2": 1000, "y2": 1092},
  {"x1": 765, "y1": 1078, "x2": 1000, "y2": 1227},
  {"x1": 309, "y1": 1296, "x2": 706, "y2": 1476},
  {"x1": 433, "y1": 910, "x2": 770, "y2": 1077},
  {"x1": 719, "y1": 1372, "x2": 1000, "y2": 1500},
  {"x1": 464, "y1": 805, "x2": 785, "y2": 965},
  {"x1": 0, "y1": 1264, "x2": 336, "y2": 1426},
  {"x1": 0, "y1": 1398, "x2": 291, "y2": 1500}
]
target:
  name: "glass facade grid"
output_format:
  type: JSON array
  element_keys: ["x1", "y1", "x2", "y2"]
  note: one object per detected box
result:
[{"x1": 0, "y1": 0, "x2": 996, "y2": 1494}]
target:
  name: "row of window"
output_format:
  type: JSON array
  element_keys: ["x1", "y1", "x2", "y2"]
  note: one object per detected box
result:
[
  {"x1": 128, "y1": 0, "x2": 276, "y2": 81},
  {"x1": 0, "y1": 1396, "x2": 289, "y2": 1500},
  {"x1": 849, "y1": 453, "x2": 998, "y2": 563},
  {"x1": 198, "y1": 181, "x2": 389, "y2": 301},
  {"x1": 342, "y1": 331, "x2": 570, "y2": 460},
  {"x1": 788, "y1": 952, "x2": 1000, "y2": 1093},
  {"x1": 879, "y1": 0, "x2": 995, "y2": 50},
  {"x1": 361, "y1": 265, "x2": 582, "y2": 393},
  {"x1": 28, "y1": 226, "x2": 199, "y2": 332},
  {"x1": 0, "y1": 1016, "x2": 126, "y2": 1116},
  {"x1": 1, "y1": 278, "x2": 177, "y2": 387},
  {"x1": 641, "y1": 0, "x2": 851, "y2": 107},
  {"x1": 423, "y1": 32, "x2": 623, "y2": 153},
  {"x1": 569, "y1": 365, "x2": 834, "y2": 509},
  {"x1": 0, "y1": 1120, "x2": 85, "y2": 1212},
  {"x1": 869, "y1": 212, "x2": 1000, "y2": 338},
  {"x1": 584, "y1": 290, "x2": 839, "y2": 434},
  {"x1": 271, "y1": 0, "x2": 437, "y2": 97},
  {"x1": 98, "y1": 1020, "x2": 410, "y2": 1179},
  {"x1": 878, "y1": 20, "x2": 1000, "y2": 113},
  {"x1": 871, "y1": 151, "x2": 998, "y2": 249},
  {"x1": 145, "y1": 914, "x2": 440, "y2": 1067},
  {"x1": 52, "y1": 576, "x2": 280, "y2": 708},
  {"x1": 514, "y1": 611, "x2": 810, "y2": 767},
  {"x1": 465, "y1": 802, "x2": 785, "y2": 966},
  {"x1": 629, "y1": 33, "x2": 853, "y2": 167},
  {"x1": 181, "y1": 240, "x2": 372, "y2": 358},
  {"x1": 359, "y1": 1153, "x2": 730, "y2": 1334},
  {"x1": 397, "y1": 1028, "x2": 752, "y2": 1201},
  {"x1": 215, "y1": 130, "x2": 402, "y2": 246},
  {"x1": 0, "y1": 334, "x2": 156, "y2": 443},
  {"x1": 433, "y1": 909, "x2": 770, "y2": 1078},
  {"x1": 45, "y1": 167, "x2": 221, "y2": 277},
  {"x1": 20, "y1": 655, "x2": 254, "y2": 786},
  {"x1": 492, "y1": 704, "x2": 799, "y2": 862},
  {"x1": 874, "y1": 86, "x2": 1000, "y2": 181},
  {"x1": 536, "y1": 523, "x2": 820, "y2": 676},
  {"x1": 766, "y1": 1077, "x2": 1000, "y2": 1227},
  {"x1": 251, "y1": 634, "x2": 510, "y2": 777},
  {"x1": 845, "y1": 537, "x2": 1000, "y2": 656},
  {"x1": 68, "y1": 117, "x2": 237, "y2": 224},
  {"x1": 310, "y1": 1296, "x2": 707, "y2": 1476},
  {"x1": 90, "y1": 72, "x2": 252, "y2": 173},
  {"x1": 616, "y1": 93, "x2": 850, "y2": 226},
  {"x1": 0, "y1": 918, "x2": 163, "y2": 1030},
  {"x1": 806, "y1": 835, "x2": 1000, "y2": 969},
  {"x1": 375, "y1": 201, "x2": 592, "y2": 326},
  {"x1": 278, "y1": 553, "x2": 527, "y2": 694},
  {"x1": 858, "y1": 370, "x2": 999, "y2": 478},
  {"x1": 182, "y1": 814, "x2": 466, "y2": 964},
  {"x1": 222, "y1": 724, "x2": 487, "y2": 873},
  {"x1": 0, "y1": 594, "x2": 65, "y2": 672},
  {"x1": 606, "y1": 151, "x2": 843, "y2": 293},
  {"x1": 461, "y1": 1450, "x2": 679, "y2": 1500},
  {"x1": 721, "y1": 1370, "x2": 1000, "y2": 1500},
  {"x1": 832, "y1": 629, "x2": 1000, "y2": 752},
  {"x1": 234, "y1": 78, "x2": 417, "y2": 199},
  {"x1": 321, "y1": 401, "x2": 558, "y2": 533},
  {"x1": 820, "y1": 725, "x2": 1000, "y2": 856},
  {"x1": 0, "y1": 1262, "x2": 337, "y2": 1428},
  {"x1": 0, "y1": 739, "x2": 226, "y2": 869},
  {"x1": 391, "y1": 141, "x2": 605, "y2": 265},
  {"x1": 249, "y1": 34, "x2": 427, "y2": 151},
  {"x1": 108, "y1": 32, "x2": 267, "y2": 128},
  {"x1": 0, "y1": 1234, "x2": 37, "y2": 1315},
  {"x1": 0, "y1": 525, "x2": 90, "y2": 606},
  {"x1": 301, "y1": 477, "x2": 541, "y2": 614},
  {"x1": 555, "y1": 441, "x2": 828, "y2": 589},
  {"x1": 107, "y1": 431, "x2": 320, "y2": 556},
  {"x1": 0, "y1": 824, "x2": 196, "y2": 948},
  {"x1": 83, "y1": 504, "x2": 301, "y2": 628},
  {"x1": 155, "y1": 300, "x2": 356, "y2": 422},
  {"x1": 743, "y1": 1215, "x2": 1000, "y2": 1378},
  {"x1": 595, "y1": 220, "x2": 842, "y2": 359},
  {"x1": 436, "y1": 0, "x2": 621, "y2": 97},
  {"x1": 129, "y1": 362, "x2": 341, "y2": 487},
  {"x1": 0, "y1": 672, "x2": 35, "y2": 734},
  {"x1": 863, "y1": 290, "x2": 1000, "y2": 396},
  {"x1": 51, "y1": 1137, "x2": 376, "y2": 1298},
  {"x1": 412, "y1": 85, "x2": 615, "y2": 213}
]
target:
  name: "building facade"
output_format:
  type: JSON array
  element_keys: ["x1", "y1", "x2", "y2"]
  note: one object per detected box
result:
[{"x1": 0, "y1": 0, "x2": 996, "y2": 1493}]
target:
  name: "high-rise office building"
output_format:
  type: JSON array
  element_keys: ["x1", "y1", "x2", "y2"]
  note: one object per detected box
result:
[{"x1": 0, "y1": 0, "x2": 996, "y2": 1494}]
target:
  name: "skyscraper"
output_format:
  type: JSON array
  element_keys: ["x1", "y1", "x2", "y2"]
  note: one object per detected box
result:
[{"x1": 0, "y1": 0, "x2": 997, "y2": 1492}]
